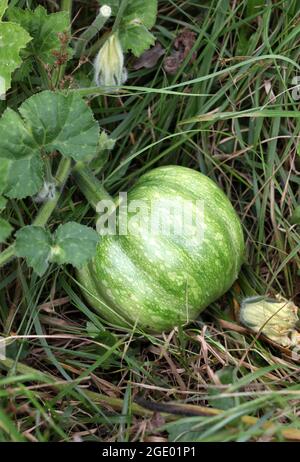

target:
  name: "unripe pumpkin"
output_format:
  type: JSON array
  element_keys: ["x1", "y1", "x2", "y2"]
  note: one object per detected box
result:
[{"x1": 77, "y1": 166, "x2": 244, "y2": 332}]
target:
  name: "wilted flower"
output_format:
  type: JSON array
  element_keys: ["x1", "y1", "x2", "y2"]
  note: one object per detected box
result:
[
  {"x1": 240, "y1": 294, "x2": 300, "y2": 347},
  {"x1": 34, "y1": 181, "x2": 56, "y2": 203},
  {"x1": 94, "y1": 33, "x2": 127, "y2": 89}
]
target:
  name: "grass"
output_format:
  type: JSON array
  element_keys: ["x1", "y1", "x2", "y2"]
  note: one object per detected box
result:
[{"x1": 0, "y1": 0, "x2": 300, "y2": 442}]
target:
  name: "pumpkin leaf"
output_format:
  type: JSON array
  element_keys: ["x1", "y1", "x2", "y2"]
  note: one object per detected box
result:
[
  {"x1": 0, "y1": 196, "x2": 7, "y2": 211},
  {"x1": 104, "y1": 0, "x2": 157, "y2": 27},
  {"x1": 123, "y1": 0, "x2": 157, "y2": 29},
  {"x1": 15, "y1": 226, "x2": 52, "y2": 276},
  {"x1": 0, "y1": 218, "x2": 13, "y2": 243},
  {"x1": 19, "y1": 91, "x2": 99, "y2": 162},
  {"x1": 7, "y1": 6, "x2": 71, "y2": 68},
  {"x1": 0, "y1": 160, "x2": 9, "y2": 195},
  {"x1": 103, "y1": 0, "x2": 158, "y2": 56},
  {"x1": 0, "y1": 196, "x2": 7, "y2": 212},
  {"x1": 0, "y1": 91, "x2": 99, "y2": 199},
  {"x1": 0, "y1": 108, "x2": 44, "y2": 199},
  {"x1": 0, "y1": 21, "x2": 31, "y2": 97},
  {"x1": 15, "y1": 223, "x2": 99, "y2": 275},
  {"x1": 51, "y1": 222, "x2": 99, "y2": 268},
  {"x1": 119, "y1": 24, "x2": 155, "y2": 57}
]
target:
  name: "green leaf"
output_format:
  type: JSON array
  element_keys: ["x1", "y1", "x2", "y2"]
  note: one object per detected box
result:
[
  {"x1": 0, "y1": 218, "x2": 13, "y2": 243},
  {"x1": 0, "y1": 108, "x2": 44, "y2": 199},
  {"x1": 15, "y1": 222, "x2": 99, "y2": 276},
  {"x1": 0, "y1": 91, "x2": 99, "y2": 199},
  {"x1": 103, "y1": 0, "x2": 157, "y2": 56},
  {"x1": 19, "y1": 91, "x2": 99, "y2": 162},
  {"x1": 119, "y1": 24, "x2": 155, "y2": 56},
  {"x1": 0, "y1": 196, "x2": 8, "y2": 211},
  {"x1": 122, "y1": 0, "x2": 157, "y2": 29},
  {"x1": 0, "y1": 159, "x2": 10, "y2": 195},
  {"x1": 0, "y1": 0, "x2": 8, "y2": 20},
  {"x1": 50, "y1": 222, "x2": 99, "y2": 268},
  {"x1": 11, "y1": 57, "x2": 33, "y2": 82},
  {"x1": 0, "y1": 22, "x2": 31, "y2": 95},
  {"x1": 7, "y1": 6, "x2": 71, "y2": 66},
  {"x1": 103, "y1": 0, "x2": 157, "y2": 27},
  {"x1": 15, "y1": 226, "x2": 52, "y2": 276},
  {"x1": 290, "y1": 205, "x2": 300, "y2": 225},
  {"x1": 207, "y1": 367, "x2": 237, "y2": 410}
]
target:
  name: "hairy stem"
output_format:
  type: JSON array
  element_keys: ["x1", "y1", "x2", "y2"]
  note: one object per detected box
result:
[
  {"x1": 72, "y1": 162, "x2": 112, "y2": 210},
  {"x1": 112, "y1": 0, "x2": 129, "y2": 33},
  {"x1": 33, "y1": 157, "x2": 71, "y2": 226},
  {"x1": 61, "y1": 0, "x2": 73, "y2": 18},
  {"x1": 74, "y1": 5, "x2": 112, "y2": 58}
]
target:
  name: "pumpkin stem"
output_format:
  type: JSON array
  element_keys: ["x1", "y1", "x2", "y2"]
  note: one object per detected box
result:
[
  {"x1": 72, "y1": 162, "x2": 112, "y2": 210},
  {"x1": 74, "y1": 5, "x2": 112, "y2": 58}
]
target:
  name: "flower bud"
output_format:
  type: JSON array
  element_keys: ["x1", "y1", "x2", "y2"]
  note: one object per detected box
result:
[
  {"x1": 94, "y1": 33, "x2": 127, "y2": 89},
  {"x1": 99, "y1": 5, "x2": 112, "y2": 18}
]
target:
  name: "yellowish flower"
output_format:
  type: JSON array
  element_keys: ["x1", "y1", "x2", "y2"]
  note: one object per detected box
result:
[{"x1": 94, "y1": 33, "x2": 127, "y2": 88}]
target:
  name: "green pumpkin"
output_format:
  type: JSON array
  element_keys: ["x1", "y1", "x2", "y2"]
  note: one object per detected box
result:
[{"x1": 77, "y1": 165, "x2": 245, "y2": 332}]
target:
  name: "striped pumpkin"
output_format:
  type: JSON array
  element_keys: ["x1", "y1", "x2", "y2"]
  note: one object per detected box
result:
[{"x1": 78, "y1": 166, "x2": 244, "y2": 332}]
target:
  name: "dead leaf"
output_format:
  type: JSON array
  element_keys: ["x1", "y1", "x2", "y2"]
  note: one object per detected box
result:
[
  {"x1": 163, "y1": 52, "x2": 182, "y2": 75},
  {"x1": 164, "y1": 28, "x2": 197, "y2": 75},
  {"x1": 174, "y1": 29, "x2": 197, "y2": 60},
  {"x1": 133, "y1": 42, "x2": 165, "y2": 70}
]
